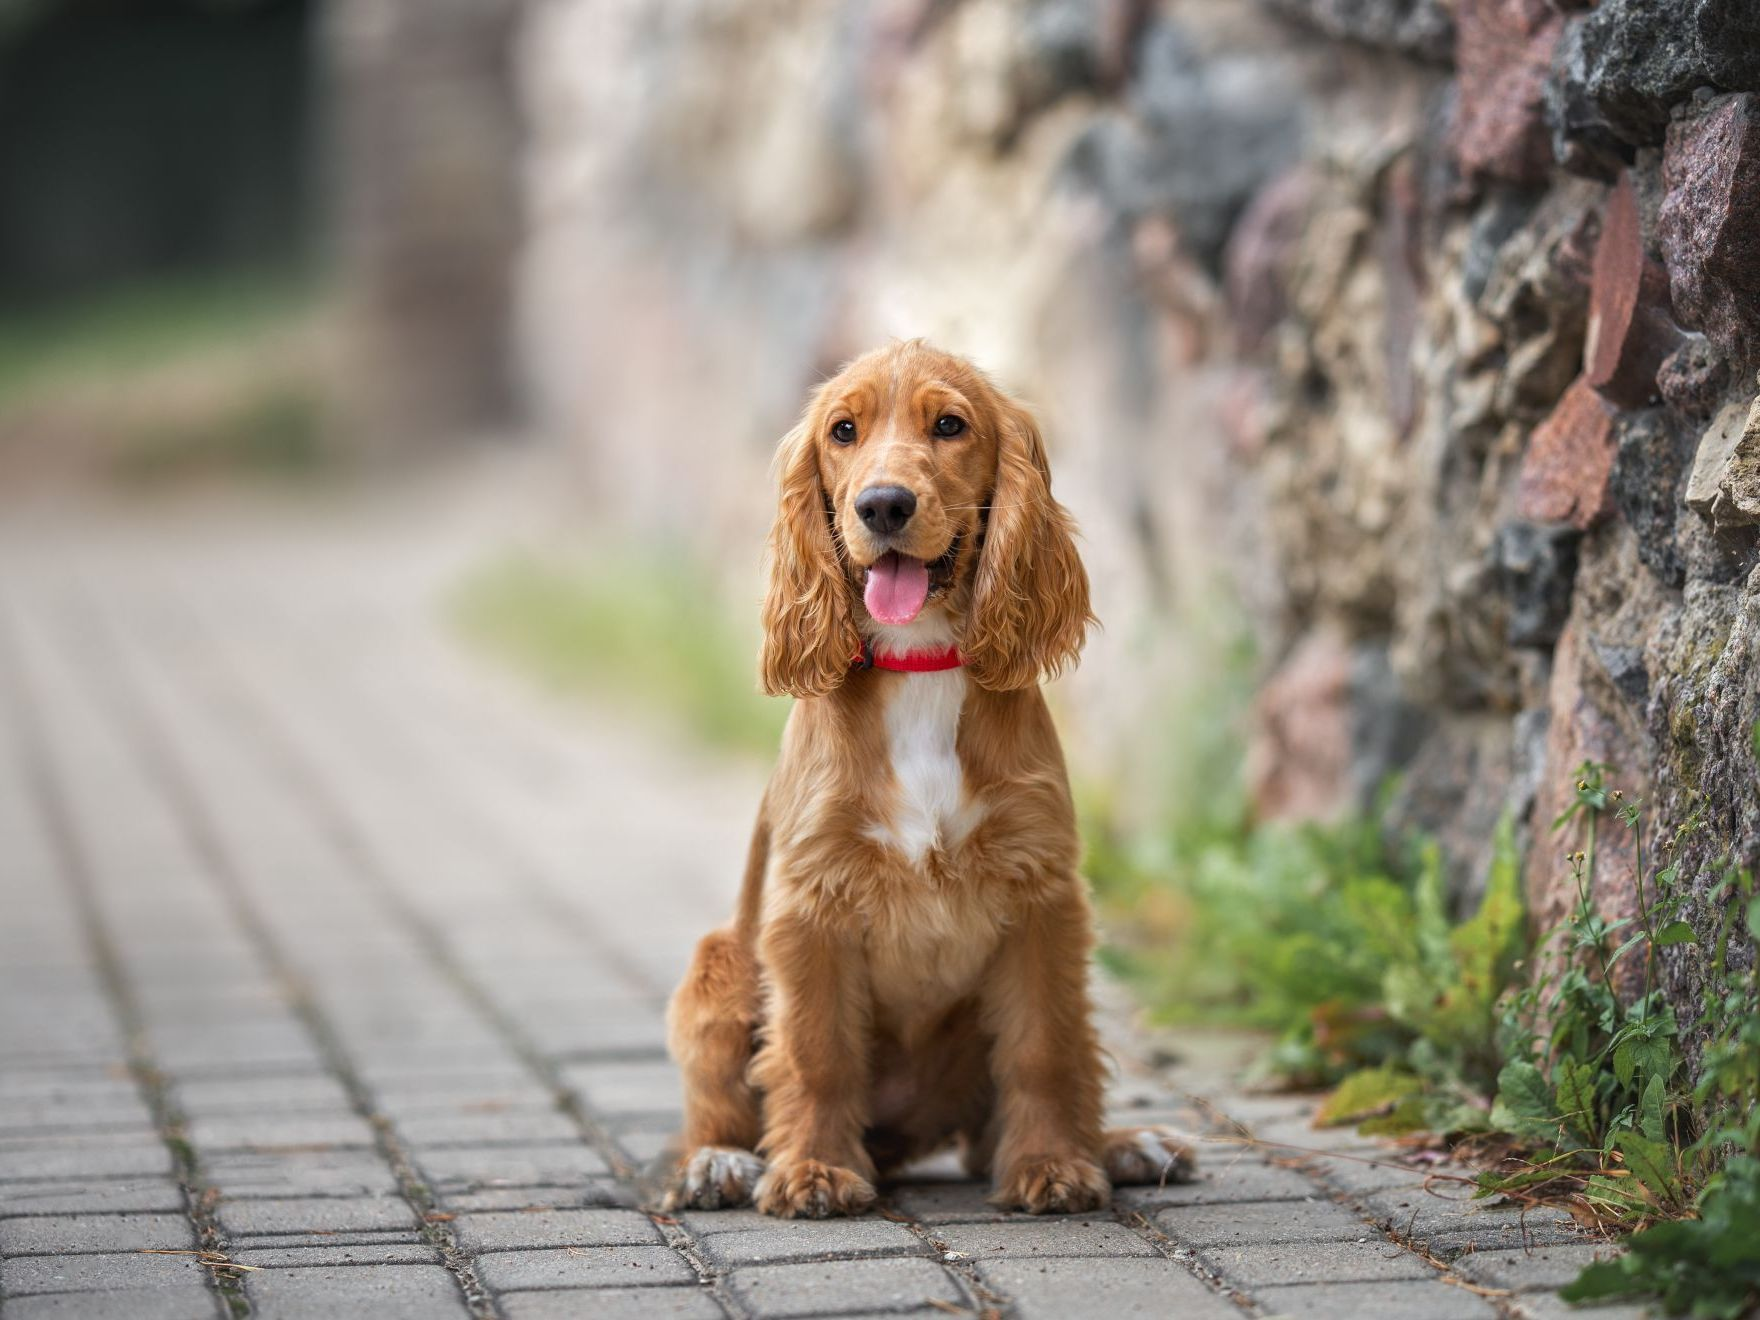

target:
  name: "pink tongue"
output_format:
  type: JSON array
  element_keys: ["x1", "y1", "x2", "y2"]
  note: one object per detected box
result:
[{"x1": 864, "y1": 552, "x2": 930, "y2": 626}]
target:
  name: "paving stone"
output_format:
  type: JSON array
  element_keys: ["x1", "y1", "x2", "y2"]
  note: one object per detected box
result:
[
  {"x1": 676, "y1": 1208, "x2": 784, "y2": 1236},
  {"x1": 562, "y1": 1061, "x2": 683, "y2": 1118},
  {"x1": 0, "y1": 1135, "x2": 173, "y2": 1182},
  {"x1": 184, "y1": 1113, "x2": 378, "y2": 1151},
  {"x1": 452, "y1": 1208, "x2": 661, "y2": 1252},
  {"x1": 0, "y1": 1096, "x2": 155, "y2": 1135},
  {"x1": 173, "y1": 1073, "x2": 353, "y2": 1117},
  {"x1": 1154, "y1": 1198, "x2": 1371, "y2": 1249},
  {"x1": 245, "y1": 1263, "x2": 473, "y2": 1319},
  {"x1": 416, "y1": 1142, "x2": 609, "y2": 1189},
  {"x1": 473, "y1": 1244, "x2": 697, "y2": 1291},
  {"x1": 933, "y1": 1218, "x2": 1154, "y2": 1260},
  {"x1": 978, "y1": 1255, "x2": 1241, "y2": 1319},
  {"x1": 1197, "y1": 1238, "x2": 1434, "y2": 1287},
  {"x1": 1299, "y1": 1153, "x2": 1434, "y2": 1197},
  {"x1": 0, "y1": 1074, "x2": 141, "y2": 1105},
  {"x1": 0, "y1": 1249, "x2": 210, "y2": 1295},
  {"x1": 1451, "y1": 1241, "x2": 1626, "y2": 1292},
  {"x1": 232, "y1": 1242, "x2": 442, "y2": 1267},
  {"x1": 726, "y1": 1256, "x2": 967, "y2": 1318},
  {"x1": 0, "y1": 1212, "x2": 196, "y2": 1256},
  {"x1": 1253, "y1": 1277, "x2": 1498, "y2": 1319},
  {"x1": 537, "y1": 1015, "x2": 672, "y2": 1057},
  {"x1": 0, "y1": 1285, "x2": 219, "y2": 1319},
  {"x1": 203, "y1": 1150, "x2": 401, "y2": 1199},
  {"x1": 236, "y1": 1230, "x2": 425, "y2": 1251},
  {"x1": 696, "y1": 1218, "x2": 928, "y2": 1267},
  {"x1": 393, "y1": 1108, "x2": 579, "y2": 1147},
  {"x1": 1505, "y1": 1293, "x2": 1651, "y2": 1320},
  {"x1": 884, "y1": 1181, "x2": 1015, "y2": 1224},
  {"x1": 500, "y1": 1286, "x2": 727, "y2": 1320},
  {"x1": 216, "y1": 1195, "x2": 419, "y2": 1236},
  {"x1": 1115, "y1": 1158, "x2": 1316, "y2": 1208},
  {"x1": 0, "y1": 1181, "x2": 188, "y2": 1217},
  {"x1": 437, "y1": 1181, "x2": 635, "y2": 1212},
  {"x1": 614, "y1": 1126, "x2": 675, "y2": 1164},
  {"x1": 1359, "y1": 1188, "x2": 1585, "y2": 1257}
]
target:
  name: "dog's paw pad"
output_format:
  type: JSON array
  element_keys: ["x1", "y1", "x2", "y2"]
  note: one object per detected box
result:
[
  {"x1": 666, "y1": 1146, "x2": 766, "y2": 1211},
  {"x1": 754, "y1": 1159, "x2": 876, "y2": 1219},
  {"x1": 992, "y1": 1156, "x2": 1111, "y2": 1215},
  {"x1": 1103, "y1": 1126, "x2": 1198, "y2": 1187}
]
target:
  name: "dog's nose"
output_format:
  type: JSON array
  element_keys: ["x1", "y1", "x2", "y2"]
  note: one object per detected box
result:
[{"x1": 855, "y1": 485, "x2": 917, "y2": 536}]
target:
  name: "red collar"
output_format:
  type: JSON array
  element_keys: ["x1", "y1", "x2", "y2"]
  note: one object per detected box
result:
[{"x1": 852, "y1": 642, "x2": 965, "y2": 673}]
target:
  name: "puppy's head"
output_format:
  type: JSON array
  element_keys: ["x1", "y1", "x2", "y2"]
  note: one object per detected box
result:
[{"x1": 760, "y1": 341, "x2": 1092, "y2": 698}]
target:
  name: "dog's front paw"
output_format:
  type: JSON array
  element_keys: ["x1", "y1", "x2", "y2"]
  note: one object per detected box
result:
[
  {"x1": 665, "y1": 1146, "x2": 766, "y2": 1211},
  {"x1": 992, "y1": 1155, "x2": 1111, "y2": 1214},
  {"x1": 1102, "y1": 1126, "x2": 1198, "y2": 1187},
  {"x1": 754, "y1": 1159, "x2": 876, "y2": 1218}
]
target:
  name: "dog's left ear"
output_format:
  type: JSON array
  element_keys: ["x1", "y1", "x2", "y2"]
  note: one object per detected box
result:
[
  {"x1": 759, "y1": 420, "x2": 862, "y2": 699},
  {"x1": 963, "y1": 397, "x2": 1093, "y2": 691}
]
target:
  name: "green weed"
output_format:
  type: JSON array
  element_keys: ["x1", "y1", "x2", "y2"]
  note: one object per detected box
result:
[
  {"x1": 1473, "y1": 761, "x2": 1759, "y2": 1317},
  {"x1": 1093, "y1": 796, "x2": 1524, "y2": 1104},
  {"x1": 451, "y1": 551, "x2": 786, "y2": 757}
]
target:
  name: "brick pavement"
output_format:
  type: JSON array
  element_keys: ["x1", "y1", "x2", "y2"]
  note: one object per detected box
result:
[{"x1": 0, "y1": 503, "x2": 1639, "y2": 1318}]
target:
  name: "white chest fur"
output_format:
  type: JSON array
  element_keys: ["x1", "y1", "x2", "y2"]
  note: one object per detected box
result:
[{"x1": 867, "y1": 669, "x2": 979, "y2": 864}]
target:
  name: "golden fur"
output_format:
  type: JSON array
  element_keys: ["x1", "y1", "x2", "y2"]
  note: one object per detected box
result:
[{"x1": 666, "y1": 341, "x2": 1193, "y2": 1217}]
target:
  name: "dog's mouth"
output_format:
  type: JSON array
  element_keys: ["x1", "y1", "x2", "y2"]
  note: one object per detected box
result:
[{"x1": 862, "y1": 537, "x2": 961, "y2": 627}]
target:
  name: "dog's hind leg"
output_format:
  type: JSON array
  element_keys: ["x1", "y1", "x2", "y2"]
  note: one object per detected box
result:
[
  {"x1": 1100, "y1": 1127, "x2": 1198, "y2": 1186},
  {"x1": 665, "y1": 926, "x2": 766, "y2": 1209}
]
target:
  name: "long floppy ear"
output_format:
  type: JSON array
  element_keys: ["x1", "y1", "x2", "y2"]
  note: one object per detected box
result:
[
  {"x1": 759, "y1": 421, "x2": 861, "y2": 698},
  {"x1": 962, "y1": 399, "x2": 1094, "y2": 691}
]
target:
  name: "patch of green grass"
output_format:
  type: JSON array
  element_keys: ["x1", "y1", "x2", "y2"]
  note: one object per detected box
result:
[
  {"x1": 452, "y1": 551, "x2": 786, "y2": 757},
  {"x1": 0, "y1": 268, "x2": 314, "y2": 408}
]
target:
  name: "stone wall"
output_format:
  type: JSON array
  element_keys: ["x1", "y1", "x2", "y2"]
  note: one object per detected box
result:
[{"x1": 509, "y1": 0, "x2": 1760, "y2": 1041}]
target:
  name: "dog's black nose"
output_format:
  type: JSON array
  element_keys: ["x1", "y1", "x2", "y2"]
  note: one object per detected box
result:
[{"x1": 855, "y1": 485, "x2": 917, "y2": 536}]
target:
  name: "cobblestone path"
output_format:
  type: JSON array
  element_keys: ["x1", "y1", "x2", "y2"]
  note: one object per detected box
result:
[{"x1": 0, "y1": 501, "x2": 1631, "y2": 1319}]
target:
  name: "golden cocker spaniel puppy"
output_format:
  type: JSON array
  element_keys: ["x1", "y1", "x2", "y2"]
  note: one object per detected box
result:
[{"x1": 665, "y1": 341, "x2": 1194, "y2": 1217}]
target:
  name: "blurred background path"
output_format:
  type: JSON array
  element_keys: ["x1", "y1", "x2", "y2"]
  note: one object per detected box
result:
[{"x1": 0, "y1": 471, "x2": 1609, "y2": 1320}]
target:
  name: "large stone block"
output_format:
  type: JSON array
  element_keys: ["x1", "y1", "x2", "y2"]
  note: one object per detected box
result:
[
  {"x1": 1658, "y1": 93, "x2": 1760, "y2": 366},
  {"x1": 1656, "y1": 334, "x2": 1734, "y2": 418},
  {"x1": 1517, "y1": 376, "x2": 1617, "y2": 529},
  {"x1": 1068, "y1": 20, "x2": 1304, "y2": 273},
  {"x1": 1495, "y1": 522, "x2": 1581, "y2": 647},
  {"x1": 1451, "y1": 0, "x2": 1565, "y2": 187},
  {"x1": 1610, "y1": 408, "x2": 1696, "y2": 587},
  {"x1": 1585, "y1": 173, "x2": 1682, "y2": 406},
  {"x1": 1546, "y1": 0, "x2": 1760, "y2": 178},
  {"x1": 1684, "y1": 396, "x2": 1760, "y2": 530}
]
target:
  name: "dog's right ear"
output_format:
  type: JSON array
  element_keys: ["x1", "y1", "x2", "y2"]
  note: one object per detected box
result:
[{"x1": 759, "y1": 420, "x2": 860, "y2": 699}]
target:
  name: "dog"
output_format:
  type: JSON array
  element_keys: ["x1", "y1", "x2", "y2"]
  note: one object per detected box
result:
[{"x1": 664, "y1": 340, "x2": 1194, "y2": 1217}]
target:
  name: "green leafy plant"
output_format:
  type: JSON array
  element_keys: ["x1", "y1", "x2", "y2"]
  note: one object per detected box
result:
[
  {"x1": 1473, "y1": 762, "x2": 1760, "y2": 1317},
  {"x1": 1094, "y1": 794, "x2": 1525, "y2": 1109}
]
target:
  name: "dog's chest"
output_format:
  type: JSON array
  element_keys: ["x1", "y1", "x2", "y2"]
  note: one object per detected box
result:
[{"x1": 865, "y1": 671, "x2": 981, "y2": 865}]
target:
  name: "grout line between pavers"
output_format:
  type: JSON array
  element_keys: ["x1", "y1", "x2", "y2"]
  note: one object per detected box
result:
[
  {"x1": 877, "y1": 1207, "x2": 1012, "y2": 1320},
  {"x1": 0, "y1": 609, "x2": 244, "y2": 1320},
  {"x1": 151, "y1": 583, "x2": 759, "y2": 1319},
  {"x1": 60, "y1": 593, "x2": 502, "y2": 1320}
]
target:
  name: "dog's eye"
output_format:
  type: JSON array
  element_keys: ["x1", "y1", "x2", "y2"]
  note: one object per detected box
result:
[
  {"x1": 934, "y1": 415, "x2": 966, "y2": 438},
  {"x1": 831, "y1": 420, "x2": 857, "y2": 444}
]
